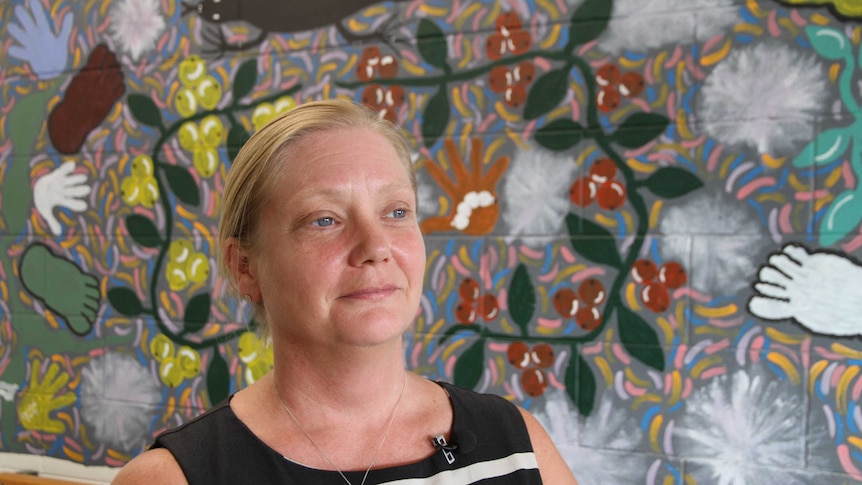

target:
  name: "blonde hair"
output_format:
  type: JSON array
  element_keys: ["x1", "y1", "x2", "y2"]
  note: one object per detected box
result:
[{"x1": 218, "y1": 99, "x2": 415, "y2": 334}]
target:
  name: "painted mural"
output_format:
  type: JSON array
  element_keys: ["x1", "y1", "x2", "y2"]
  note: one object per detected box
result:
[{"x1": 2, "y1": 0, "x2": 862, "y2": 483}]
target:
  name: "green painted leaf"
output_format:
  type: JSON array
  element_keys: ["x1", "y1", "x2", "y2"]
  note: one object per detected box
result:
[
  {"x1": 565, "y1": 213, "x2": 622, "y2": 269},
  {"x1": 227, "y1": 124, "x2": 250, "y2": 162},
  {"x1": 107, "y1": 287, "x2": 143, "y2": 316},
  {"x1": 422, "y1": 88, "x2": 449, "y2": 148},
  {"x1": 126, "y1": 214, "x2": 161, "y2": 247},
  {"x1": 617, "y1": 304, "x2": 665, "y2": 371},
  {"x1": 183, "y1": 293, "x2": 211, "y2": 334},
  {"x1": 612, "y1": 112, "x2": 669, "y2": 149},
  {"x1": 643, "y1": 167, "x2": 703, "y2": 199},
  {"x1": 454, "y1": 339, "x2": 485, "y2": 390},
  {"x1": 508, "y1": 264, "x2": 536, "y2": 334},
  {"x1": 417, "y1": 19, "x2": 449, "y2": 69},
  {"x1": 232, "y1": 59, "x2": 258, "y2": 102},
  {"x1": 128, "y1": 94, "x2": 163, "y2": 128},
  {"x1": 567, "y1": 0, "x2": 612, "y2": 48},
  {"x1": 207, "y1": 348, "x2": 230, "y2": 406},
  {"x1": 565, "y1": 346, "x2": 596, "y2": 416},
  {"x1": 819, "y1": 190, "x2": 862, "y2": 246},
  {"x1": 524, "y1": 69, "x2": 570, "y2": 120},
  {"x1": 163, "y1": 164, "x2": 201, "y2": 206},
  {"x1": 534, "y1": 118, "x2": 585, "y2": 151},
  {"x1": 792, "y1": 126, "x2": 851, "y2": 168},
  {"x1": 806, "y1": 26, "x2": 851, "y2": 60}
]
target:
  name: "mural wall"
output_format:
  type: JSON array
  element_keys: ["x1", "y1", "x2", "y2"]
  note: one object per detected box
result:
[{"x1": 2, "y1": 0, "x2": 862, "y2": 482}]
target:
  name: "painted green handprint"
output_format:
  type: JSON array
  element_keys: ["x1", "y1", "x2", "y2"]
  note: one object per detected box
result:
[
  {"x1": 17, "y1": 358, "x2": 76, "y2": 434},
  {"x1": 793, "y1": 26, "x2": 862, "y2": 245},
  {"x1": 19, "y1": 243, "x2": 100, "y2": 336}
]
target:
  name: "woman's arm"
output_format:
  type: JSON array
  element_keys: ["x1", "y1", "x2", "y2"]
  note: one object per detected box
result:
[
  {"x1": 111, "y1": 448, "x2": 188, "y2": 485},
  {"x1": 519, "y1": 407, "x2": 579, "y2": 485}
]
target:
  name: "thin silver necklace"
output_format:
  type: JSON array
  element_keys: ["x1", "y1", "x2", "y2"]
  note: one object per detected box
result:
[{"x1": 273, "y1": 376, "x2": 407, "y2": 485}]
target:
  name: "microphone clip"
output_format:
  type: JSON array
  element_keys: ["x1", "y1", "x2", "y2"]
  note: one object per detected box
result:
[{"x1": 431, "y1": 434, "x2": 457, "y2": 464}]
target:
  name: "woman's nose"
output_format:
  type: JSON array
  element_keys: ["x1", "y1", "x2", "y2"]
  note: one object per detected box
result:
[{"x1": 348, "y1": 217, "x2": 392, "y2": 266}]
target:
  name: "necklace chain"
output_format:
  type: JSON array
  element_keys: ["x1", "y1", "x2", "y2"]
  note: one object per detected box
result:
[{"x1": 273, "y1": 376, "x2": 407, "y2": 485}]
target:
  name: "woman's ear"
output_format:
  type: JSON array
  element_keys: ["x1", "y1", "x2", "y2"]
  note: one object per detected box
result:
[{"x1": 224, "y1": 238, "x2": 261, "y2": 301}]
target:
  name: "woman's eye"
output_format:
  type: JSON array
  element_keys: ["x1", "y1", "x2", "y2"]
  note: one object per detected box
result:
[
  {"x1": 390, "y1": 208, "x2": 407, "y2": 219},
  {"x1": 312, "y1": 217, "x2": 335, "y2": 227}
]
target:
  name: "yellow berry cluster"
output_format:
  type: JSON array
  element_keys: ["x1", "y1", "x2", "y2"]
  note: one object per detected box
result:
[
  {"x1": 251, "y1": 96, "x2": 296, "y2": 132},
  {"x1": 166, "y1": 239, "x2": 210, "y2": 291},
  {"x1": 150, "y1": 334, "x2": 202, "y2": 387},
  {"x1": 175, "y1": 55, "x2": 223, "y2": 117},
  {"x1": 178, "y1": 115, "x2": 223, "y2": 177},
  {"x1": 120, "y1": 154, "x2": 159, "y2": 208},
  {"x1": 238, "y1": 332, "x2": 274, "y2": 385}
]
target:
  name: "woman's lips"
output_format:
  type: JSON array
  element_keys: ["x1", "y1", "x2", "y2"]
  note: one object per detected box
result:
[{"x1": 340, "y1": 286, "x2": 398, "y2": 299}]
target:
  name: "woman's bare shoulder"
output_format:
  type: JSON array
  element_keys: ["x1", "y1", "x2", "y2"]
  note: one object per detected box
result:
[{"x1": 111, "y1": 448, "x2": 187, "y2": 485}]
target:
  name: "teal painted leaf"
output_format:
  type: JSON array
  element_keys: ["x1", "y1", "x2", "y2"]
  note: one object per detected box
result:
[
  {"x1": 565, "y1": 346, "x2": 596, "y2": 416},
  {"x1": 207, "y1": 348, "x2": 230, "y2": 406},
  {"x1": 126, "y1": 214, "x2": 161, "y2": 247},
  {"x1": 565, "y1": 213, "x2": 623, "y2": 269},
  {"x1": 643, "y1": 167, "x2": 703, "y2": 199},
  {"x1": 508, "y1": 264, "x2": 536, "y2": 334},
  {"x1": 417, "y1": 19, "x2": 449, "y2": 69},
  {"x1": 820, "y1": 189, "x2": 862, "y2": 246},
  {"x1": 163, "y1": 164, "x2": 201, "y2": 206},
  {"x1": 524, "y1": 69, "x2": 570, "y2": 120},
  {"x1": 454, "y1": 339, "x2": 485, "y2": 390},
  {"x1": 227, "y1": 124, "x2": 250, "y2": 162},
  {"x1": 107, "y1": 287, "x2": 143, "y2": 316},
  {"x1": 612, "y1": 112, "x2": 670, "y2": 149},
  {"x1": 791, "y1": 126, "x2": 851, "y2": 168},
  {"x1": 422, "y1": 88, "x2": 449, "y2": 148},
  {"x1": 567, "y1": 0, "x2": 612, "y2": 48},
  {"x1": 128, "y1": 94, "x2": 163, "y2": 128},
  {"x1": 806, "y1": 26, "x2": 851, "y2": 60},
  {"x1": 617, "y1": 304, "x2": 665, "y2": 371},
  {"x1": 534, "y1": 118, "x2": 585, "y2": 151},
  {"x1": 232, "y1": 59, "x2": 258, "y2": 102},
  {"x1": 183, "y1": 293, "x2": 211, "y2": 334}
]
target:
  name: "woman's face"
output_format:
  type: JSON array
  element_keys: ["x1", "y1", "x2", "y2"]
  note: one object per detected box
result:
[{"x1": 248, "y1": 127, "x2": 425, "y2": 350}]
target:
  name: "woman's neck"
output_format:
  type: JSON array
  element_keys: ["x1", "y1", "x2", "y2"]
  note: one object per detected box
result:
[{"x1": 270, "y1": 339, "x2": 410, "y2": 419}]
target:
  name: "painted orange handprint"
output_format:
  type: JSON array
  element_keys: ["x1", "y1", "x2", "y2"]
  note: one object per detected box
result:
[{"x1": 421, "y1": 138, "x2": 509, "y2": 235}]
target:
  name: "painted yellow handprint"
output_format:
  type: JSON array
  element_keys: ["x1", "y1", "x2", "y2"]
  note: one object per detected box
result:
[
  {"x1": 17, "y1": 359, "x2": 76, "y2": 433},
  {"x1": 421, "y1": 137, "x2": 509, "y2": 235}
]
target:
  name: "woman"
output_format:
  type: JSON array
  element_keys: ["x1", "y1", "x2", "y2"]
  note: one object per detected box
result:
[{"x1": 113, "y1": 99, "x2": 578, "y2": 484}]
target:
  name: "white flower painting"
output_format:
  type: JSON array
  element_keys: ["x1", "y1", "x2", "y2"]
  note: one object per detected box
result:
[
  {"x1": 697, "y1": 41, "x2": 829, "y2": 155},
  {"x1": 79, "y1": 353, "x2": 161, "y2": 452}
]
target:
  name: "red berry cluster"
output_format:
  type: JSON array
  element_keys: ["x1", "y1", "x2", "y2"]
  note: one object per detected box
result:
[
  {"x1": 358, "y1": 47, "x2": 404, "y2": 123},
  {"x1": 486, "y1": 12, "x2": 531, "y2": 61},
  {"x1": 455, "y1": 277, "x2": 499, "y2": 324},
  {"x1": 552, "y1": 278, "x2": 606, "y2": 331},
  {"x1": 488, "y1": 61, "x2": 535, "y2": 108},
  {"x1": 594, "y1": 63, "x2": 645, "y2": 113},
  {"x1": 630, "y1": 259, "x2": 687, "y2": 312},
  {"x1": 569, "y1": 158, "x2": 627, "y2": 210},
  {"x1": 507, "y1": 342, "x2": 554, "y2": 397},
  {"x1": 357, "y1": 46, "x2": 398, "y2": 81},
  {"x1": 361, "y1": 85, "x2": 405, "y2": 123}
]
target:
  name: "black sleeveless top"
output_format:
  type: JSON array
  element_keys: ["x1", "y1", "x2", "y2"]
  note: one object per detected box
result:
[{"x1": 152, "y1": 381, "x2": 543, "y2": 484}]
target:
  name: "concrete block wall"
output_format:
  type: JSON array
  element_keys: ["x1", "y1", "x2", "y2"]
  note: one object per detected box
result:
[{"x1": 2, "y1": 0, "x2": 862, "y2": 483}]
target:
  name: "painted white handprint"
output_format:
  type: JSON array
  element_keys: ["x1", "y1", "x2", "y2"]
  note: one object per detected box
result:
[
  {"x1": 748, "y1": 244, "x2": 862, "y2": 336},
  {"x1": 33, "y1": 162, "x2": 91, "y2": 236},
  {"x1": 8, "y1": 0, "x2": 74, "y2": 81}
]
